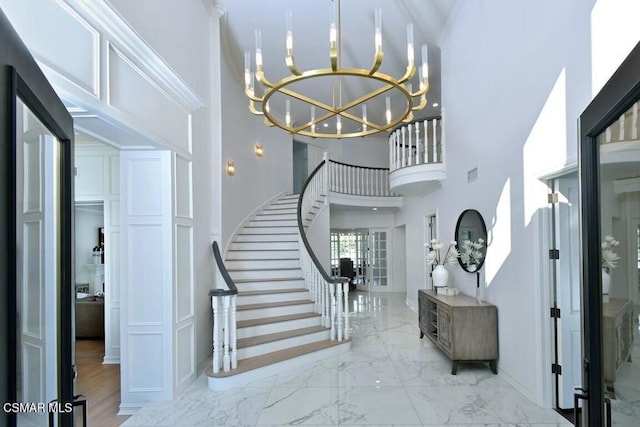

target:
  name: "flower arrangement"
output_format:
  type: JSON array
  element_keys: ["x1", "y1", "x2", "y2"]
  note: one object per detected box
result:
[
  {"x1": 601, "y1": 235, "x2": 620, "y2": 270},
  {"x1": 425, "y1": 239, "x2": 459, "y2": 266},
  {"x1": 459, "y1": 238, "x2": 485, "y2": 268}
]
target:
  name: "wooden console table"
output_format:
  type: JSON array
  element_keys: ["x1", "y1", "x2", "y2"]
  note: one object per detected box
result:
[
  {"x1": 603, "y1": 298, "x2": 633, "y2": 390},
  {"x1": 419, "y1": 289, "x2": 498, "y2": 374}
]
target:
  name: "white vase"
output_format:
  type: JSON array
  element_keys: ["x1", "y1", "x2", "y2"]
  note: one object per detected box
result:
[
  {"x1": 432, "y1": 265, "x2": 449, "y2": 288},
  {"x1": 602, "y1": 268, "x2": 611, "y2": 303}
]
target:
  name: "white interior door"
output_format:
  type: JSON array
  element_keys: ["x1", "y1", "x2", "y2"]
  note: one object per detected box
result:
[
  {"x1": 16, "y1": 99, "x2": 60, "y2": 425},
  {"x1": 368, "y1": 229, "x2": 390, "y2": 292},
  {"x1": 554, "y1": 173, "x2": 582, "y2": 409}
]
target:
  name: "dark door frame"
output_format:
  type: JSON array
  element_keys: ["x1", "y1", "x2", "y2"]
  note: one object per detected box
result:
[
  {"x1": 579, "y1": 41, "x2": 640, "y2": 426},
  {"x1": 1, "y1": 8, "x2": 75, "y2": 427}
]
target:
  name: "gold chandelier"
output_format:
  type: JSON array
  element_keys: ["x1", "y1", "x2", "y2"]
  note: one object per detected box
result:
[{"x1": 243, "y1": 0, "x2": 430, "y2": 139}]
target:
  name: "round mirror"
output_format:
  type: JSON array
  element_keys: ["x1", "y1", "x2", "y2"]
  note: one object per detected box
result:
[{"x1": 454, "y1": 209, "x2": 488, "y2": 273}]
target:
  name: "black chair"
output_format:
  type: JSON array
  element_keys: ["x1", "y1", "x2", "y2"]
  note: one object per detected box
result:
[{"x1": 339, "y1": 258, "x2": 357, "y2": 291}]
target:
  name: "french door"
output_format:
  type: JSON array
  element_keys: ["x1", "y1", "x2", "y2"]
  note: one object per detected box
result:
[
  {"x1": 579, "y1": 41, "x2": 640, "y2": 426},
  {"x1": 1, "y1": 10, "x2": 75, "y2": 426}
]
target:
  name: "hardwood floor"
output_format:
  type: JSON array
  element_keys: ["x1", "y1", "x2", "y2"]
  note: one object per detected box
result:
[{"x1": 75, "y1": 339, "x2": 129, "y2": 427}]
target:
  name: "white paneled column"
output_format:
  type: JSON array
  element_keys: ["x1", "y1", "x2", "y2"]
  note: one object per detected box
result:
[{"x1": 119, "y1": 150, "x2": 173, "y2": 413}]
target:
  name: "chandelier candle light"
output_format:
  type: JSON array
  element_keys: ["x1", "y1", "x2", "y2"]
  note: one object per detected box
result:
[{"x1": 243, "y1": 0, "x2": 430, "y2": 139}]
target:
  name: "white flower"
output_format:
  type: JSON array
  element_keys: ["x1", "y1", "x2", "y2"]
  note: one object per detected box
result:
[
  {"x1": 601, "y1": 235, "x2": 620, "y2": 270},
  {"x1": 459, "y1": 238, "x2": 485, "y2": 267},
  {"x1": 425, "y1": 240, "x2": 459, "y2": 267}
]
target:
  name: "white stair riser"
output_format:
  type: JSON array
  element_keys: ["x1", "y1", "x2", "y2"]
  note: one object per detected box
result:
[
  {"x1": 237, "y1": 279, "x2": 306, "y2": 292},
  {"x1": 237, "y1": 291, "x2": 312, "y2": 305},
  {"x1": 208, "y1": 341, "x2": 351, "y2": 391},
  {"x1": 248, "y1": 219, "x2": 298, "y2": 227},
  {"x1": 236, "y1": 302, "x2": 315, "y2": 321},
  {"x1": 234, "y1": 234, "x2": 298, "y2": 242},
  {"x1": 237, "y1": 330, "x2": 331, "y2": 359},
  {"x1": 241, "y1": 226, "x2": 298, "y2": 234},
  {"x1": 236, "y1": 316, "x2": 322, "y2": 339},
  {"x1": 226, "y1": 259, "x2": 299, "y2": 270},
  {"x1": 226, "y1": 249, "x2": 299, "y2": 260},
  {"x1": 261, "y1": 207, "x2": 297, "y2": 215},
  {"x1": 229, "y1": 241, "x2": 298, "y2": 251},
  {"x1": 254, "y1": 213, "x2": 297, "y2": 220},
  {"x1": 230, "y1": 269, "x2": 302, "y2": 281}
]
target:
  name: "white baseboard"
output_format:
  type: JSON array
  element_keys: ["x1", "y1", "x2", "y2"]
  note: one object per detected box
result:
[
  {"x1": 118, "y1": 402, "x2": 144, "y2": 416},
  {"x1": 102, "y1": 356, "x2": 120, "y2": 365}
]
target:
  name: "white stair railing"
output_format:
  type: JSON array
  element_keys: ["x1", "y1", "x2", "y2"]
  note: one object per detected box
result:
[
  {"x1": 298, "y1": 153, "x2": 350, "y2": 341},
  {"x1": 328, "y1": 160, "x2": 395, "y2": 197},
  {"x1": 602, "y1": 101, "x2": 640, "y2": 144},
  {"x1": 389, "y1": 116, "x2": 443, "y2": 172},
  {"x1": 210, "y1": 241, "x2": 238, "y2": 373}
]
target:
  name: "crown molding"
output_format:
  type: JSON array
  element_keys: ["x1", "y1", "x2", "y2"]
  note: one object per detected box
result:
[
  {"x1": 68, "y1": 0, "x2": 205, "y2": 111},
  {"x1": 202, "y1": 0, "x2": 226, "y2": 18}
]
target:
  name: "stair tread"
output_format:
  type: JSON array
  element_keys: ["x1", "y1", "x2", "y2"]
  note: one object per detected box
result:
[
  {"x1": 234, "y1": 277, "x2": 304, "y2": 283},
  {"x1": 227, "y1": 267, "x2": 301, "y2": 272},
  {"x1": 226, "y1": 258, "x2": 299, "y2": 262},
  {"x1": 228, "y1": 248, "x2": 297, "y2": 251},
  {"x1": 236, "y1": 299, "x2": 314, "y2": 311},
  {"x1": 237, "y1": 312, "x2": 320, "y2": 328},
  {"x1": 239, "y1": 288, "x2": 307, "y2": 296},
  {"x1": 232, "y1": 240, "x2": 297, "y2": 244},
  {"x1": 236, "y1": 232, "x2": 297, "y2": 235},
  {"x1": 207, "y1": 339, "x2": 350, "y2": 378},
  {"x1": 237, "y1": 325, "x2": 328, "y2": 348}
]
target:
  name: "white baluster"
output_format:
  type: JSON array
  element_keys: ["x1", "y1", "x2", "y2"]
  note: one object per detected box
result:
[
  {"x1": 431, "y1": 119, "x2": 441, "y2": 163},
  {"x1": 223, "y1": 295, "x2": 230, "y2": 371},
  {"x1": 433, "y1": 118, "x2": 439, "y2": 162},
  {"x1": 389, "y1": 133, "x2": 394, "y2": 171},
  {"x1": 336, "y1": 282, "x2": 343, "y2": 341},
  {"x1": 424, "y1": 120, "x2": 429, "y2": 164},
  {"x1": 440, "y1": 114, "x2": 445, "y2": 166},
  {"x1": 401, "y1": 127, "x2": 406, "y2": 167},
  {"x1": 343, "y1": 282, "x2": 350, "y2": 340},
  {"x1": 231, "y1": 295, "x2": 237, "y2": 369},
  {"x1": 415, "y1": 122, "x2": 421, "y2": 164},
  {"x1": 212, "y1": 296, "x2": 221, "y2": 373},
  {"x1": 619, "y1": 110, "x2": 626, "y2": 141},
  {"x1": 633, "y1": 102, "x2": 638, "y2": 140},
  {"x1": 329, "y1": 283, "x2": 336, "y2": 340},
  {"x1": 408, "y1": 123, "x2": 413, "y2": 166}
]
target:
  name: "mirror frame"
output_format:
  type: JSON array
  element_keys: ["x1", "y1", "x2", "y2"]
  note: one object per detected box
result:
[{"x1": 454, "y1": 209, "x2": 488, "y2": 273}]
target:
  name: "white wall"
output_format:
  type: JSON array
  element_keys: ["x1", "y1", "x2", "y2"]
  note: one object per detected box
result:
[
  {"x1": 326, "y1": 135, "x2": 389, "y2": 168},
  {"x1": 396, "y1": 0, "x2": 640, "y2": 406},
  {"x1": 219, "y1": 40, "x2": 294, "y2": 246}
]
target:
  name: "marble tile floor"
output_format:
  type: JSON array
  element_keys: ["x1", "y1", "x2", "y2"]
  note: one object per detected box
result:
[{"x1": 122, "y1": 292, "x2": 572, "y2": 427}]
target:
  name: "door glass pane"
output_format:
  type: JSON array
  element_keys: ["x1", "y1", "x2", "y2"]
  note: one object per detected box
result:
[
  {"x1": 598, "y1": 101, "x2": 640, "y2": 424},
  {"x1": 16, "y1": 97, "x2": 61, "y2": 426},
  {"x1": 371, "y1": 231, "x2": 388, "y2": 287}
]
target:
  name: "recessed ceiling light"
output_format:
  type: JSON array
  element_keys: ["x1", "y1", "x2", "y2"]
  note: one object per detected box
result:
[
  {"x1": 433, "y1": 102, "x2": 439, "y2": 107},
  {"x1": 323, "y1": 123, "x2": 329, "y2": 128},
  {"x1": 372, "y1": 207, "x2": 378, "y2": 210}
]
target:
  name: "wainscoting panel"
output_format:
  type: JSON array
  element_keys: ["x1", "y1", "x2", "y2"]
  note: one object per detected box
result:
[
  {"x1": 174, "y1": 155, "x2": 192, "y2": 219},
  {"x1": 126, "y1": 157, "x2": 165, "y2": 217},
  {"x1": 127, "y1": 224, "x2": 164, "y2": 326},
  {"x1": 0, "y1": 0, "x2": 99, "y2": 96},
  {"x1": 23, "y1": 139, "x2": 43, "y2": 213},
  {"x1": 23, "y1": 220, "x2": 43, "y2": 339},
  {"x1": 23, "y1": 342, "x2": 44, "y2": 402},
  {"x1": 107, "y1": 44, "x2": 190, "y2": 153},
  {"x1": 109, "y1": 153, "x2": 120, "y2": 195},
  {"x1": 127, "y1": 332, "x2": 165, "y2": 392},
  {"x1": 175, "y1": 225, "x2": 194, "y2": 322},
  {"x1": 75, "y1": 153, "x2": 105, "y2": 200},
  {"x1": 175, "y1": 323, "x2": 195, "y2": 387}
]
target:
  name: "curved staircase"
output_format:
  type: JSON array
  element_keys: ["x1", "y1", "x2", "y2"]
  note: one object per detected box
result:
[{"x1": 207, "y1": 194, "x2": 350, "y2": 389}]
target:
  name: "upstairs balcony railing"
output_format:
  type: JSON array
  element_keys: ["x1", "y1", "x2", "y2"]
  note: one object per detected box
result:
[
  {"x1": 328, "y1": 159, "x2": 396, "y2": 197},
  {"x1": 389, "y1": 116, "x2": 443, "y2": 171}
]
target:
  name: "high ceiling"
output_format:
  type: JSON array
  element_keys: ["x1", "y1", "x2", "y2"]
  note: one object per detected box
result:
[{"x1": 218, "y1": 0, "x2": 457, "y2": 137}]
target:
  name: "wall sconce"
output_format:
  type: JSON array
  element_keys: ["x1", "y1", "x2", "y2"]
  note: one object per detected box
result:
[
  {"x1": 225, "y1": 160, "x2": 235, "y2": 176},
  {"x1": 254, "y1": 143, "x2": 264, "y2": 158}
]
